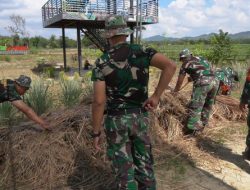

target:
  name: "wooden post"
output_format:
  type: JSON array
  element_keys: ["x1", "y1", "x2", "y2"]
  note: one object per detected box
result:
[
  {"x1": 77, "y1": 24, "x2": 82, "y2": 75},
  {"x1": 130, "y1": 25, "x2": 134, "y2": 44},
  {"x1": 62, "y1": 27, "x2": 67, "y2": 72}
]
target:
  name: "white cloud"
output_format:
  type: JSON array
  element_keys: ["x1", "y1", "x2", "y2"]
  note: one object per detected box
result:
[
  {"x1": 0, "y1": 0, "x2": 249, "y2": 39},
  {"x1": 143, "y1": 0, "x2": 250, "y2": 38}
]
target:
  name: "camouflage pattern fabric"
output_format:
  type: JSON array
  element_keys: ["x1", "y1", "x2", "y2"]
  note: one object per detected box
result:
[
  {"x1": 240, "y1": 68, "x2": 250, "y2": 147},
  {"x1": 187, "y1": 79, "x2": 219, "y2": 130},
  {"x1": 215, "y1": 67, "x2": 239, "y2": 88},
  {"x1": 104, "y1": 15, "x2": 133, "y2": 38},
  {"x1": 104, "y1": 112, "x2": 156, "y2": 190},
  {"x1": 92, "y1": 42, "x2": 157, "y2": 189},
  {"x1": 246, "y1": 111, "x2": 250, "y2": 147},
  {"x1": 92, "y1": 42, "x2": 157, "y2": 111},
  {"x1": 179, "y1": 56, "x2": 218, "y2": 130},
  {"x1": 15, "y1": 75, "x2": 31, "y2": 88},
  {"x1": 0, "y1": 79, "x2": 21, "y2": 103},
  {"x1": 179, "y1": 56, "x2": 214, "y2": 86}
]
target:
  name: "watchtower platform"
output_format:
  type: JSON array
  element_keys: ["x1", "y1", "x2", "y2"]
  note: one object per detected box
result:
[{"x1": 42, "y1": 0, "x2": 159, "y2": 73}]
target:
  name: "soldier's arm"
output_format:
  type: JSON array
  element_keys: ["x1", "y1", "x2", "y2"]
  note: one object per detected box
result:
[
  {"x1": 11, "y1": 100, "x2": 50, "y2": 130},
  {"x1": 92, "y1": 81, "x2": 106, "y2": 150},
  {"x1": 143, "y1": 53, "x2": 176, "y2": 110},
  {"x1": 92, "y1": 81, "x2": 106, "y2": 134},
  {"x1": 151, "y1": 53, "x2": 176, "y2": 96},
  {"x1": 174, "y1": 73, "x2": 186, "y2": 92}
]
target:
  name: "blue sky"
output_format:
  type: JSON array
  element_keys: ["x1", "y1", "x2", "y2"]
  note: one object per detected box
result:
[{"x1": 0, "y1": 0, "x2": 249, "y2": 39}]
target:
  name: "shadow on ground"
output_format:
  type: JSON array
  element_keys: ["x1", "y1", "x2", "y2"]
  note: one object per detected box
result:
[{"x1": 196, "y1": 136, "x2": 250, "y2": 174}]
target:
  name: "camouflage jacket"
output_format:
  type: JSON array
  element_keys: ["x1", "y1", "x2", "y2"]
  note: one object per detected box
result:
[
  {"x1": 0, "y1": 79, "x2": 22, "y2": 103},
  {"x1": 240, "y1": 68, "x2": 250, "y2": 105},
  {"x1": 215, "y1": 67, "x2": 239, "y2": 86},
  {"x1": 91, "y1": 42, "x2": 157, "y2": 111},
  {"x1": 180, "y1": 56, "x2": 214, "y2": 86}
]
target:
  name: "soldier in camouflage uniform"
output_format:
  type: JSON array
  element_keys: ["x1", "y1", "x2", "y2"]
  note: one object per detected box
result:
[
  {"x1": 0, "y1": 75, "x2": 50, "y2": 130},
  {"x1": 174, "y1": 49, "x2": 219, "y2": 134},
  {"x1": 215, "y1": 67, "x2": 239, "y2": 95},
  {"x1": 91, "y1": 15, "x2": 176, "y2": 190},
  {"x1": 240, "y1": 68, "x2": 250, "y2": 160}
]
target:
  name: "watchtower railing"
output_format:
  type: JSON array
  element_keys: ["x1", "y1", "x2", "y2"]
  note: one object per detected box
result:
[{"x1": 42, "y1": 0, "x2": 158, "y2": 27}]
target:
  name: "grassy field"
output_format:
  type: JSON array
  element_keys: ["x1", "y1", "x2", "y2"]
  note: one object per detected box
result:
[{"x1": 0, "y1": 45, "x2": 249, "y2": 190}]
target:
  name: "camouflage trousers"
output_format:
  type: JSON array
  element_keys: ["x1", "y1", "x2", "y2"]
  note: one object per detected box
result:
[
  {"x1": 104, "y1": 112, "x2": 156, "y2": 190},
  {"x1": 246, "y1": 108, "x2": 250, "y2": 147},
  {"x1": 187, "y1": 80, "x2": 219, "y2": 131}
]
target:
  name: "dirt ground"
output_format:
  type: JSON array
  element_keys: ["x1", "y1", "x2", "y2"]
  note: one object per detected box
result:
[
  {"x1": 153, "y1": 120, "x2": 250, "y2": 190},
  {"x1": 1, "y1": 59, "x2": 250, "y2": 190}
]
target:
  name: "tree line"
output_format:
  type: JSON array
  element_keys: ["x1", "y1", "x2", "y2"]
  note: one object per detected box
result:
[{"x1": 0, "y1": 35, "x2": 93, "y2": 49}]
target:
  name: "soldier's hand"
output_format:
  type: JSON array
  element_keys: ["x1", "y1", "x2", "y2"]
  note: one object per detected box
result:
[
  {"x1": 143, "y1": 94, "x2": 159, "y2": 111},
  {"x1": 187, "y1": 77, "x2": 193, "y2": 82},
  {"x1": 93, "y1": 137, "x2": 102, "y2": 152},
  {"x1": 40, "y1": 122, "x2": 52, "y2": 131}
]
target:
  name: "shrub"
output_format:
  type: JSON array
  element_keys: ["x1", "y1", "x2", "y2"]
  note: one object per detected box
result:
[
  {"x1": 82, "y1": 71, "x2": 93, "y2": 98},
  {"x1": 43, "y1": 67, "x2": 55, "y2": 78},
  {"x1": 36, "y1": 57, "x2": 46, "y2": 65},
  {"x1": 24, "y1": 79, "x2": 52, "y2": 115},
  {"x1": 59, "y1": 72, "x2": 83, "y2": 108},
  {"x1": 5, "y1": 56, "x2": 11, "y2": 62}
]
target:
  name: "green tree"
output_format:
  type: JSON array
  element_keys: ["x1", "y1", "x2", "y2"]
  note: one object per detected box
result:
[
  {"x1": 30, "y1": 36, "x2": 40, "y2": 48},
  {"x1": 48, "y1": 35, "x2": 59, "y2": 48},
  {"x1": 81, "y1": 35, "x2": 94, "y2": 47},
  {"x1": 58, "y1": 36, "x2": 77, "y2": 48},
  {"x1": 207, "y1": 29, "x2": 232, "y2": 66}
]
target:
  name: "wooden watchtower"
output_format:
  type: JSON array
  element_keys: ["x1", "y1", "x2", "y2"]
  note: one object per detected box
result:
[{"x1": 42, "y1": 0, "x2": 159, "y2": 73}]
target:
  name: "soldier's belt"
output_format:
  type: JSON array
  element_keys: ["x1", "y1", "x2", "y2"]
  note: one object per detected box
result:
[{"x1": 106, "y1": 108, "x2": 147, "y2": 116}]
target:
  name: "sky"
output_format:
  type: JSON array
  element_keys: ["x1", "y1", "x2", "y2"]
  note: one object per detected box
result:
[{"x1": 0, "y1": 0, "x2": 249, "y2": 39}]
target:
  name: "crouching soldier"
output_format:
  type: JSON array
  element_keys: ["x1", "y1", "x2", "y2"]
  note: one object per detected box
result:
[
  {"x1": 240, "y1": 68, "x2": 250, "y2": 160},
  {"x1": 215, "y1": 67, "x2": 239, "y2": 95},
  {"x1": 0, "y1": 75, "x2": 50, "y2": 130},
  {"x1": 174, "y1": 49, "x2": 219, "y2": 135}
]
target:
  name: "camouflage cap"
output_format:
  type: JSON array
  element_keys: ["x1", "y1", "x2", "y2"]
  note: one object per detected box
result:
[
  {"x1": 15, "y1": 75, "x2": 32, "y2": 88},
  {"x1": 104, "y1": 15, "x2": 133, "y2": 38},
  {"x1": 179, "y1": 48, "x2": 192, "y2": 60}
]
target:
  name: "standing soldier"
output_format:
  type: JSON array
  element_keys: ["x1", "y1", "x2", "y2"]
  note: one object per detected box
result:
[
  {"x1": 0, "y1": 75, "x2": 50, "y2": 130},
  {"x1": 91, "y1": 15, "x2": 176, "y2": 190},
  {"x1": 174, "y1": 49, "x2": 219, "y2": 135},
  {"x1": 240, "y1": 67, "x2": 250, "y2": 160}
]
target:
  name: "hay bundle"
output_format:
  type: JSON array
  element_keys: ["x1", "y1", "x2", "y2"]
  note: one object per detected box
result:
[
  {"x1": 214, "y1": 95, "x2": 247, "y2": 121},
  {"x1": 152, "y1": 91, "x2": 189, "y2": 140},
  {"x1": 0, "y1": 105, "x2": 115, "y2": 190}
]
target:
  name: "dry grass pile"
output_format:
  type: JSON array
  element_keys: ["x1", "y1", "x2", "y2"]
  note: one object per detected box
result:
[
  {"x1": 153, "y1": 91, "x2": 247, "y2": 141},
  {"x1": 152, "y1": 91, "x2": 189, "y2": 141},
  {"x1": 0, "y1": 105, "x2": 115, "y2": 190},
  {"x1": 214, "y1": 95, "x2": 247, "y2": 121},
  {"x1": 0, "y1": 90, "x2": 247, "y2": 190}
]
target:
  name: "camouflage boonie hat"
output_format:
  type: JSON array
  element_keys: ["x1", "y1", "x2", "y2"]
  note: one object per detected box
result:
[
  {"x1": 179, "y1": 48, "x2": 192, "y2": 60},
  {"x1": 104, "y1": 15, "x2": 133, "y2": 38},
  {"x1": 15, "y1": 75, "x2": 31, "y2": 88}
]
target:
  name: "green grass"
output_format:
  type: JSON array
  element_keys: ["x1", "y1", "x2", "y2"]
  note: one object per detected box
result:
[
  {"x1": 24, "y1": 79, "x2": 52, "y2": 115},
  {"x1": 59, "y1": 72, "x2": 83, "y2": 108}
]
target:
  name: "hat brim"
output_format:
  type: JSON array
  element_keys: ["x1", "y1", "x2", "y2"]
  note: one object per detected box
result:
[
  {"x1": 15, "y1": 80, "x2": 31, "y2": 88},
  {"x1": 104, "y1": 28, "x2": 133, "y2": 38}
]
